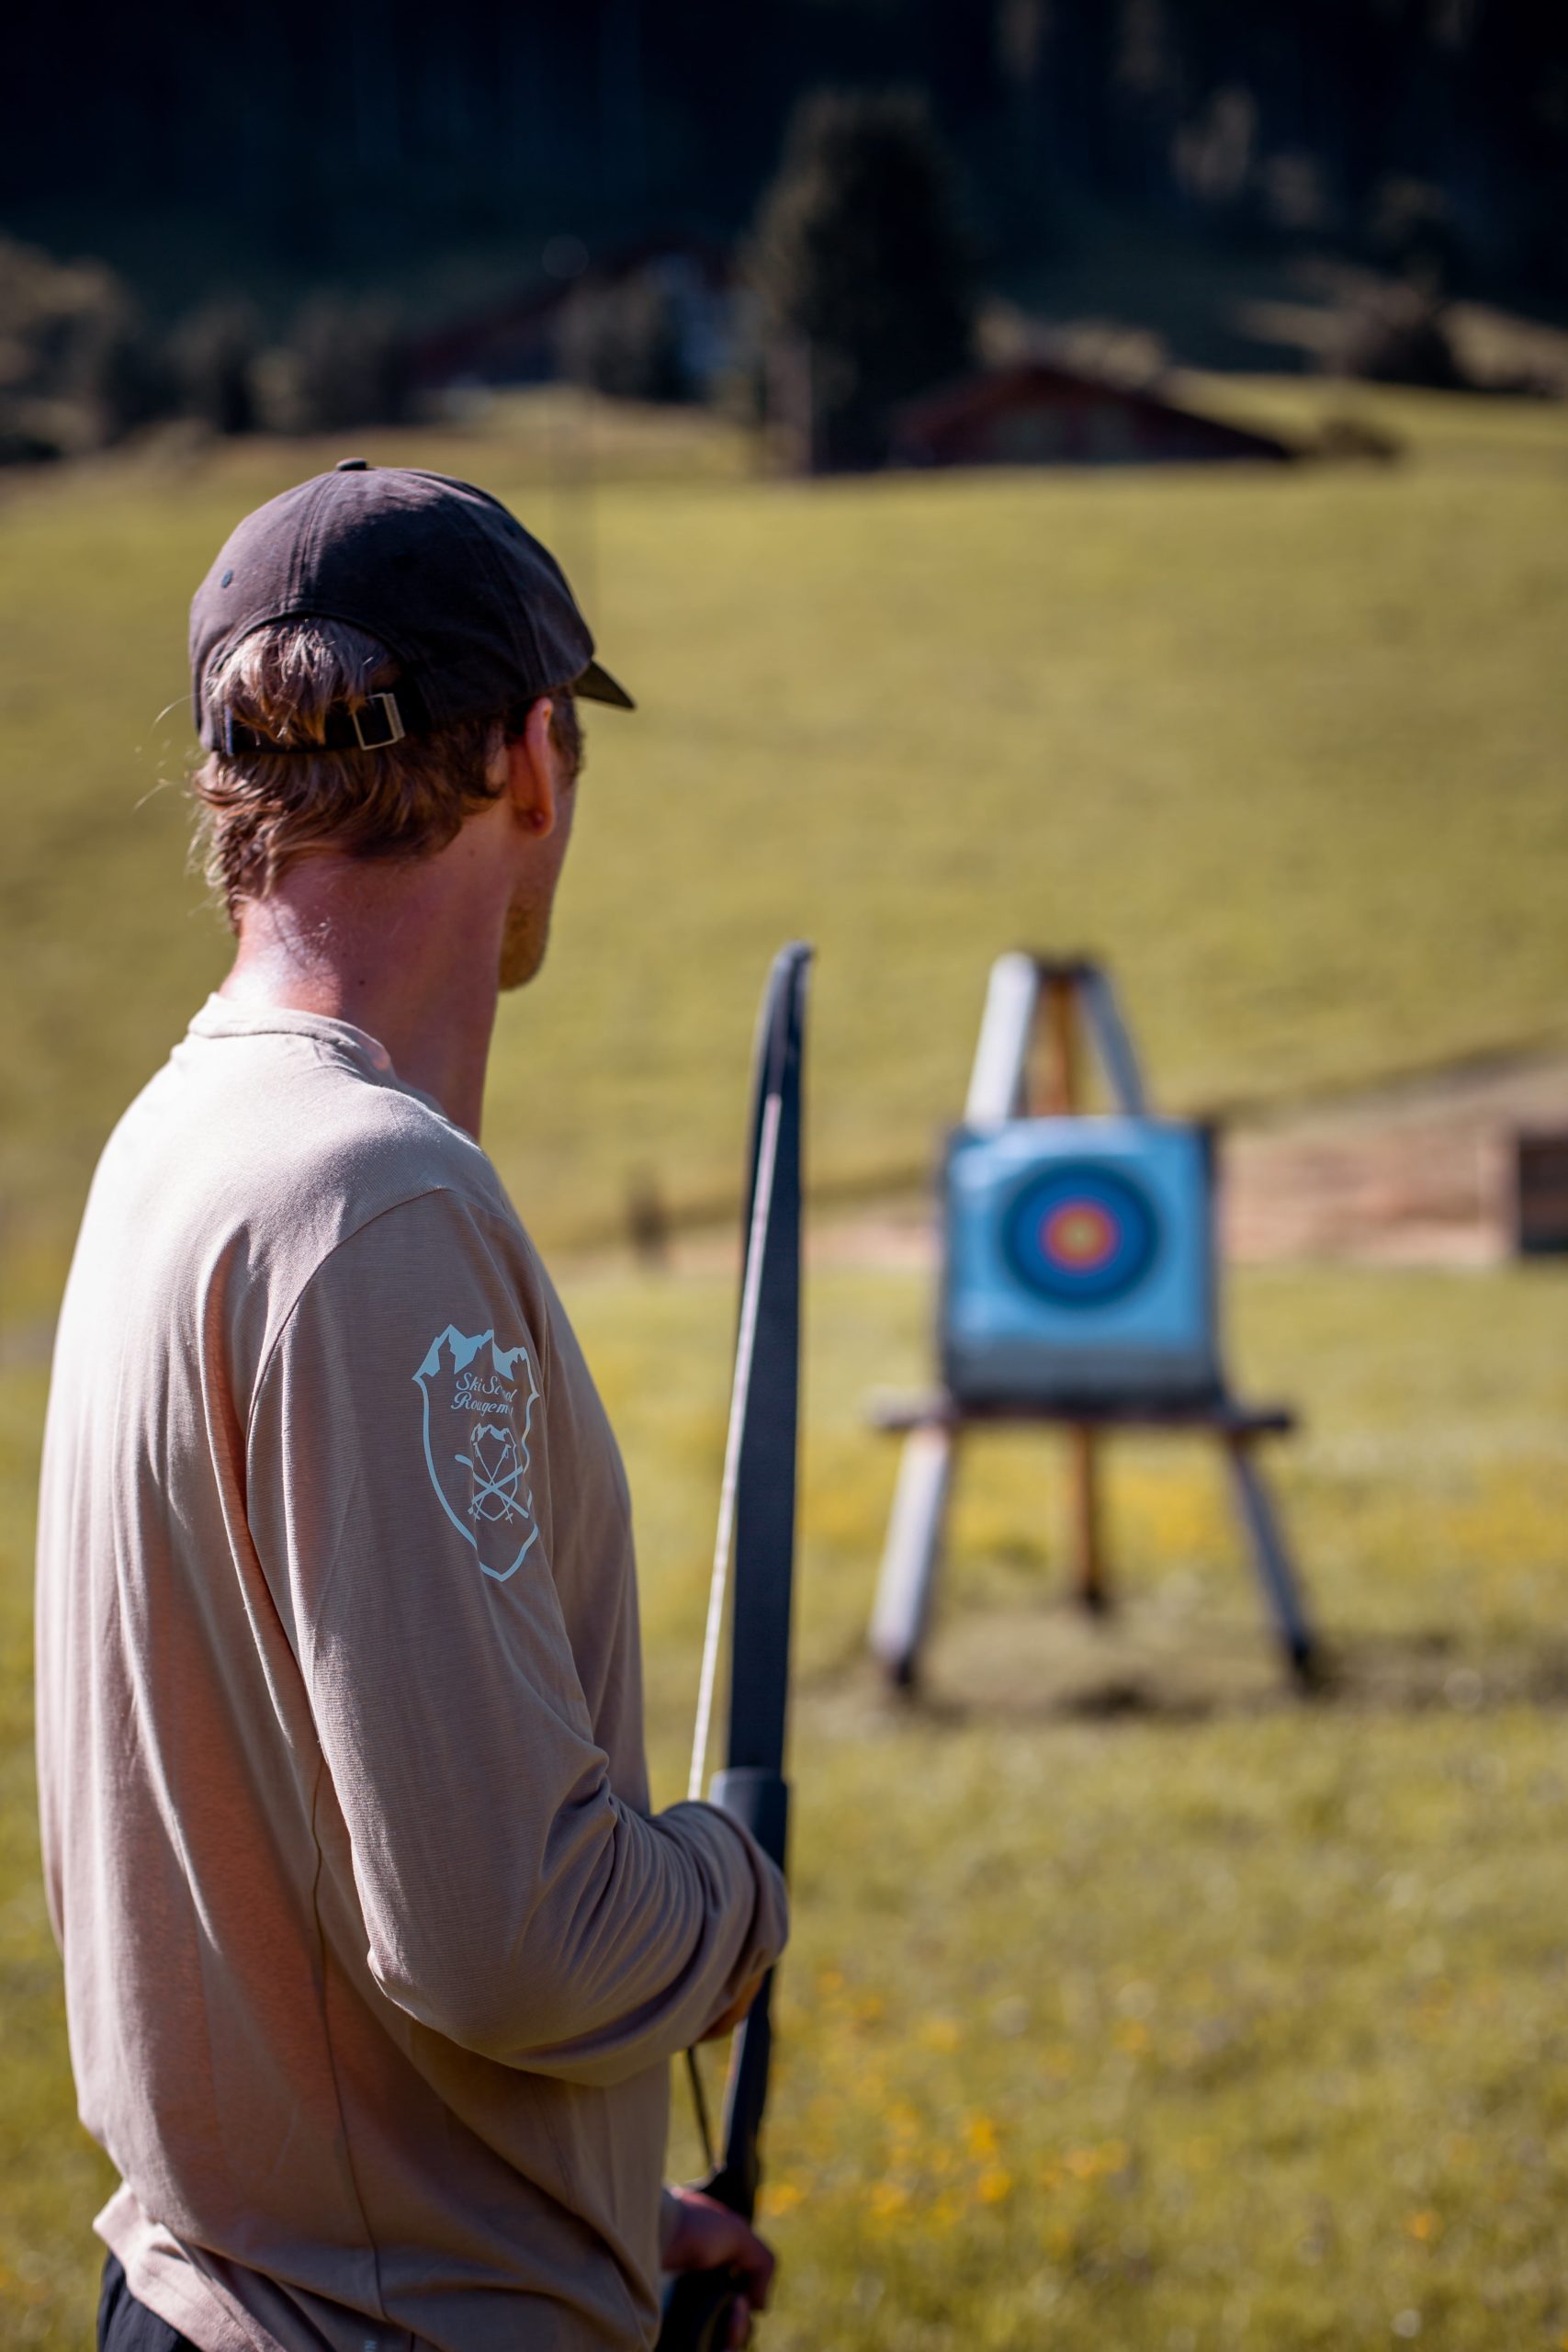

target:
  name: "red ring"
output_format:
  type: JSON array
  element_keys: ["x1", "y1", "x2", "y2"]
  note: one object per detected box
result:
[{"x1": 1041, "y1": 1200, "x2": 1117, "y2": 1269}]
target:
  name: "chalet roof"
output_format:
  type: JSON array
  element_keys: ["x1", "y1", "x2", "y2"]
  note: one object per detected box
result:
[{"x1": 891, "y1": 360, "x2": 1297, "y2": 465}]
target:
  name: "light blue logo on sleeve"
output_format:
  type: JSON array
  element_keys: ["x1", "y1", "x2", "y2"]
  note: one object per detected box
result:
[{"x1": 414, "y1": 1326, "x2": 542, "y2": 1582}]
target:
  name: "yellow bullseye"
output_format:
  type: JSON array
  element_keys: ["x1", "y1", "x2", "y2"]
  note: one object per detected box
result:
[{"x1": 1044, "y1": 1203, "x2": 1115, "y2": 1266}]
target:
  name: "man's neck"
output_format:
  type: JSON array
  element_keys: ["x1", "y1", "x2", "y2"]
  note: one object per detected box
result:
[{"x1": 220, "y1": 833, "x2": 511, "y2": 1140}]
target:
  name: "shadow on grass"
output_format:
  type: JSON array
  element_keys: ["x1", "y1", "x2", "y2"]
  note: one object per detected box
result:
[{"x1": 807, "y1": 1611, "x2": 1568, "y2": 1735}]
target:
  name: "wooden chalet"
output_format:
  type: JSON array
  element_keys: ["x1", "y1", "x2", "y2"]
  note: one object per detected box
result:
[{"x1": 890, "y1": 362, "x2": 1297, "y2": 469}]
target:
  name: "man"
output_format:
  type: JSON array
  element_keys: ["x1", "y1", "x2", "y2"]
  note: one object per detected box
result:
[{"x1": 35, "y1": 461, "x2": 786, "y2": 2352}]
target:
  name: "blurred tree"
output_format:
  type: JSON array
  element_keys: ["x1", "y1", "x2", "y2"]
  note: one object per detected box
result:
[
  {"x1": 0, "y1": 235, "x2": 169, "y2": 458},
  {"x1": 267, "y1": 296, "x2": 413, "y2": 433},
  {"x1": 170, "y1": 300, "x2": 264, "y2": 435},
  {"x1": 1367, "y1": 175, "x2": 1462, "y2": 300},
  {"x1": 1337, "y1": 287, "x2": 1466, "y2": 390},
  {"x1": 554, "y1": 266, "x2": 693, "y2": 404},
  {"x1": 750, "y1": 87, "x2": 976, "y2": 471},
  {"x1": 66, "y1": 288, "x2": 168, "y2": 444}
]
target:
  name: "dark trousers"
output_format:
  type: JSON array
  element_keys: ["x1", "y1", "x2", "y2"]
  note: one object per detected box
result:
[{"x1": 98, "y1": 2255, "x2": 198, "y2": 2351}]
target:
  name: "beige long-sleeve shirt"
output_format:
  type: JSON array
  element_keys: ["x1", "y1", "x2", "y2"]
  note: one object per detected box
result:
[{"x1": 35, "y1": 998, "x2": 786, "y2": 2352}]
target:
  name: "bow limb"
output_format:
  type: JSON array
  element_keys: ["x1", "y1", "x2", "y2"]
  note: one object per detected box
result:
[{"x1": 658, "y1": 943, "x2": 810, "y2": 2352}]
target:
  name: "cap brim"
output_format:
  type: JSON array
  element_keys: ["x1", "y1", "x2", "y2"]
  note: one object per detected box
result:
[{"x1": 574, "y1": 658, "x2": 636, "y2": 711}]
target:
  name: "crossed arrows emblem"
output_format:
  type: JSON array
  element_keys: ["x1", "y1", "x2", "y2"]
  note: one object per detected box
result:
[{"x1": 414, "y1": 1324, "x2": 542, "y2": 1582}]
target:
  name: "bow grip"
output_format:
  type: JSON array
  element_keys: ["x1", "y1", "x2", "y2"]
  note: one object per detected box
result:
[{"x1": 657, "y1": 2261, "x2": 744, "y2": 2351}]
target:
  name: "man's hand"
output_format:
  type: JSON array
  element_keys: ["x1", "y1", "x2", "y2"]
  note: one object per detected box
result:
[{"x1": 662, "y1": 2185, "x2": 775, "y2": 2349}]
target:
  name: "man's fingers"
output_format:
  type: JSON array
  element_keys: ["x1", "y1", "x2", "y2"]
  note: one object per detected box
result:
[
  {"x1": 748, "y1": 2237, "x2": 776, "y2": 2306},
  {"x1": 728, "y1": 2277, "x2": 771, "y2": 2352},
  {"x1": 661, "y1": 2182, "x2": 776, "y2": 2343},
  {"x1": 725, "y1": 2254, "x2": 773, "y2": 2349},
  {"x1": 729, "y1": 2230, "x2": 774, "y2": 2335}
]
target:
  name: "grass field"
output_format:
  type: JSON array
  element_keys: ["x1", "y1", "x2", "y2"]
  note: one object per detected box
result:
[
  {"x1": 6, "y1": 1258, "x2": 1568, "y2": 2347},
  {"x1": 1, "y1": 390, "x2": 1566, "y2": 2346},
  {"x1": 2, "y1": 384, "x2": 1567, "y2": 1315}
]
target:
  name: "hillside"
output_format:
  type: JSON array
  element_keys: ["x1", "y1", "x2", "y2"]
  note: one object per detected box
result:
[{"x1": 1, "y1": 385, "x2": 1565, "y2": 1320}]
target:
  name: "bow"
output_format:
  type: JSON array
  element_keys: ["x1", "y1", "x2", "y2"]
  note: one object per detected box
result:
[{"x1": 659, "y1": 941, "x2": 811, "y2": 2352}]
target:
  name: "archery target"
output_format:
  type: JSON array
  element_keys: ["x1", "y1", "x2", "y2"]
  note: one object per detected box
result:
[
  {"x1": 942, "y1": 1118, "x2": 1219, "y2": 1407},
  {"x1": 1001, "y1": 1162, "x2": 1159, "y2": 1308}
]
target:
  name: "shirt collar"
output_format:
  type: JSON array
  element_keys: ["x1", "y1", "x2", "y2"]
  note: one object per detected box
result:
[{"x1": 187, "y1": 993, "x2": 398, "y2": 1081}]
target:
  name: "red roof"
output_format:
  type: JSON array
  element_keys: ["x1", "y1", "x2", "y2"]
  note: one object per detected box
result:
[{"x1": 891, "y1": 361, "x2": 1296, "y2": 468}]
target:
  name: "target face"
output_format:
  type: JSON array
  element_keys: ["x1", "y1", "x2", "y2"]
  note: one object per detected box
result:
[{"x1": 1001, "y1": 1160, "x2": 1160, "y2": 1307}]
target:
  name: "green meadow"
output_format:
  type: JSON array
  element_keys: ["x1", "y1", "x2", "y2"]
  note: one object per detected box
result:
[
  {"x1": 2, "y1": 385, "x2": 1566, "y2": 1308},
  {"x1": 2, "y1": 390, "x2": 1567, "y2": 2346},
  {"x1": 6, "y1": 1263, "x2": 1568, "y2": 2347}
]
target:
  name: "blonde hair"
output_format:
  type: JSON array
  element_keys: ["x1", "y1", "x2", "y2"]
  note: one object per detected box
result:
[{"x1": 192, "y1": 618, "x2": 581, "y2": 923}]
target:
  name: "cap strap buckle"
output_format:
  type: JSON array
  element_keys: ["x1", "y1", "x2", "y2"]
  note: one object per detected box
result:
[{"x1": 352, "y1": 693, "x2": 406, "y2": 751}]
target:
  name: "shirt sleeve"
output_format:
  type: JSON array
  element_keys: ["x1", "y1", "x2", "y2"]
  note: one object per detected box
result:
[{"x1": 244, "y1": 1186, "x2": 786, "y2": 2087}]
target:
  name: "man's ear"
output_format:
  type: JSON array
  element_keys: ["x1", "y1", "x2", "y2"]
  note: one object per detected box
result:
[{"x1": 508, "y1": 696, "x2": 560, "y2": 837}]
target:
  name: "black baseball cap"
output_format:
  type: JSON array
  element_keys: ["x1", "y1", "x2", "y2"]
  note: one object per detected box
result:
[{"x1": 190, "y1": 458, "x2": 633, "y2": 753}]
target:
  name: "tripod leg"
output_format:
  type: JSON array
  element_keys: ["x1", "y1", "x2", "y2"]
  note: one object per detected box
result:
[
  {"x1": 1066, "y1": 1424, "x2": 1109, "y2": 1614},
  {"x1": 1224, "y1": 1435, "x2": 1316, "y2": 1682},
  {"x1": 869, "y1": 1424, "x2": 954, "y2": 1689}
]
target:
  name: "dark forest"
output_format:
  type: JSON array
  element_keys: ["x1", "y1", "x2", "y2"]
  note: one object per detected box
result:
[{"x1": 6, "y1": 0, "x2": 1565, "y2": 307}]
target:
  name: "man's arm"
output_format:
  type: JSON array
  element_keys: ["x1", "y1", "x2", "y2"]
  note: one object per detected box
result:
[{"x1": 245, "y1": 1188, "x2": 786, "y2": 2085}]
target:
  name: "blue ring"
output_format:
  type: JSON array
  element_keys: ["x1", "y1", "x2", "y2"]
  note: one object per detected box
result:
[{"x1": 1000, "y1": 1161, "x2": 1160, "y2": 1308}]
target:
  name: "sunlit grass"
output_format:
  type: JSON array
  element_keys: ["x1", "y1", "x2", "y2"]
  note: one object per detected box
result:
[
  {"x1": 605, "y1": 1258, "x2": 1568, "y2": 2352},
  {"x1": 5, "y1": 1255, "x2": 1568, "y2": 2346}
]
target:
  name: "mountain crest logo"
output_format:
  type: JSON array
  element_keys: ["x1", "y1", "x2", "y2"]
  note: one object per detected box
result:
[{"x1": 413, "y1": 1325, "x2": 542, "y2": 1582}]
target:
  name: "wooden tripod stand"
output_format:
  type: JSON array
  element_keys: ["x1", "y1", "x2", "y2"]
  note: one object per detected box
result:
[{"x1": 867, "y1": 954, "x2": 1317, "y2": 1690}]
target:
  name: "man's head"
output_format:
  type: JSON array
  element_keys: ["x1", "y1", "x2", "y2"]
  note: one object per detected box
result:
[{"x1": 187, "y1": 462, "x2": 632, "y2": 982}]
